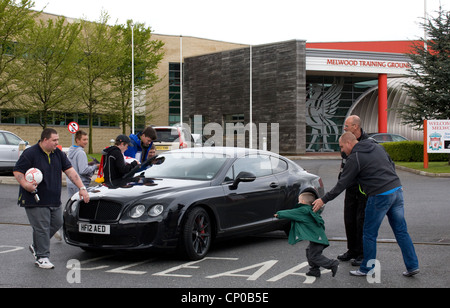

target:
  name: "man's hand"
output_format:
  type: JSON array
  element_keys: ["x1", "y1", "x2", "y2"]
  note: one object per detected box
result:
[
  {"x1": 312, "y1": 198, "x2": 325, "y2": 212},
  {"x1": 79, "y1": 189, "x2": 90, "y2": 203}
]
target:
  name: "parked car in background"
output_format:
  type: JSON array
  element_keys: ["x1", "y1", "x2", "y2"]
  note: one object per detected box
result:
[
  {"x1": 63, "y1": 147, "x2": 325, "y2": 260},
  {"x1": 368, "y1": 133, "x2": 409, "y2": 143},
  {"x1": 153, "y1": 126, "x2": 191, "y2": 153},
  {"x1": 0, "y1": 130, "x2": 29, "y2": 172}
]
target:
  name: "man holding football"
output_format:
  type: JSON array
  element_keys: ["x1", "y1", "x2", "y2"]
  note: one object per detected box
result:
[{"x1": 13, "y1": 128, "x2": 89, "y2": 269}]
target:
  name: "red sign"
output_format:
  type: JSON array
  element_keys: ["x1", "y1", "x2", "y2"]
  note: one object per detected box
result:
[{"x1": 68, "y1": 121, "x2": 79, "y2": 134}]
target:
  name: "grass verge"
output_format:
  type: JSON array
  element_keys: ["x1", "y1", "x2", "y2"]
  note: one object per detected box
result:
[{"x1": 395, "y1": 161, "x2": 450, "y2": 174}]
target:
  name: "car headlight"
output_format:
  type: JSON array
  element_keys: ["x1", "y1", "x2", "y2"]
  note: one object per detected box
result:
[
  {"x1": 148, "y1": 204, "x2": 164, "y2": 217},
  {"x1": 70, "y1": 201, "x2": 79, "y2": 215},
  {"x1": 130, "y1": 204, "x2": 146, "y2": 218}
]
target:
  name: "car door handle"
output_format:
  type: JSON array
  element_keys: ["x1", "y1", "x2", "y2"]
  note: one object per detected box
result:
[{"x1": 269, "y1": 182, "x2": 278, "y2": 188}]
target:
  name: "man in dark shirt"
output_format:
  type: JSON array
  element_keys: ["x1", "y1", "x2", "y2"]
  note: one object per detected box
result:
[
  {"x1": 312, "y1": 132, "x2": 419, "y2": 277},
  {"x1": 338, "y1": 115, "x2": 369, "y2": 265},
  {"x1": 14, "y1": 128, "x2": 89, "y2": 269}
]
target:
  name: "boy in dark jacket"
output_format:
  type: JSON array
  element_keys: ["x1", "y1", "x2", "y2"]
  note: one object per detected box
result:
[
  {"x1": 102, "y1": 135, "x2": 139, "y2": 187},
  {"x1": 275, "y1": 192, "x2": 339, "y2": 278}
]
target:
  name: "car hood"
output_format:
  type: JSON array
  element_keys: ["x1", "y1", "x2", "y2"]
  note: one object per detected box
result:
[{"x1": 75, "y1": 178, "x2": 210, "y2": 203}]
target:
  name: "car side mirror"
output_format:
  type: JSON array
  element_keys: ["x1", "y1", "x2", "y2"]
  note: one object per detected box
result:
[{"x1": 229, "y1": 171, "x2": 256, "y2": 190}]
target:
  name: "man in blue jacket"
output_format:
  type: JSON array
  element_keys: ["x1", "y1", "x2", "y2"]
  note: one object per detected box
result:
[
  {"x1": 312, "y1": 132, "x2": 419, "y2": 277},
  {"x1": 124, "y1": 126, "x2": 157, "y2": 164}
]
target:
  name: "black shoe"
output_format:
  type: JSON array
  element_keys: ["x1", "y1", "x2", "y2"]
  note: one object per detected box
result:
[
  {"x1": 351, "y1": 255, "x2": 363, "y2": 266},
  {"x1": 331, "y1": 260, "x2": 339, "y2": 277},
  {"x1": 306, "y1": 270, "x2": 321, "y2": 277},
  {"x1": 337, "y1": 251, "x2": 356, "y2": 261}
]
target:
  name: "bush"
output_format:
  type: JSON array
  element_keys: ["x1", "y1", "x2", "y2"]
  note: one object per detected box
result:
[{"x1": 382, "y1": 141, "x2": 448, "y2": 162}]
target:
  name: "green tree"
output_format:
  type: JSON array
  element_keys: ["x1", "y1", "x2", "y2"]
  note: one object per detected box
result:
[
  {"x1": 112, "y1": 20, "x2": 164, "y2": 134},
  {"x1": 400, "y1": 7, "x2": 450, "y2": 129},
  {"x1": 14, "y1": 16, "x2": 81, "y2": 128},
  {"x1": 74, "y1": 12, "x2": 122, "y2": 153},
  {"x1": 0, "y1": 0, "x2": 38, "y2": 106}
]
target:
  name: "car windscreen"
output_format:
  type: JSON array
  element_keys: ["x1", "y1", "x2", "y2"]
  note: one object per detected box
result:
[
  {"x1": 155, "y1": 129, "x2": 179, "y2": 142},
  {"x1": 144, "y1": 153, "x2": 228, "y2": 181}
]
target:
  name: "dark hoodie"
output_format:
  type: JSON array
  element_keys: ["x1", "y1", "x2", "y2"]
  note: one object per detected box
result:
[
  {"x1": 322, "y1": 138, "x2": 402, "y2": 204},
  {"x1": 102, "y1": 146, "x2": 138, "y2": 187}
]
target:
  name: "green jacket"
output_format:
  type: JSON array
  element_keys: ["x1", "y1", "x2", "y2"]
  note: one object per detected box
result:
[{"x1": 276, "y1": 203, "x2": 329, "y2": 246}]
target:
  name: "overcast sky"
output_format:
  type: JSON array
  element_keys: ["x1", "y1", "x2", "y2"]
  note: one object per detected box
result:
[{"x1": 32, "y1": 0, "x2": 448, "y2": 45}]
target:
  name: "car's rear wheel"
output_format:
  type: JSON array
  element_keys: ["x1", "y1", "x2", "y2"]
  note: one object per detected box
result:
[{"x1": 180, "y1": 207, "x2": 212, "y2": 260}]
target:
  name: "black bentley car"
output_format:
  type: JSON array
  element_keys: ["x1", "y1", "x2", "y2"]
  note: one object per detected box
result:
[{"x1": 64, "y1": 147, "x2": 324, "y2": 260}]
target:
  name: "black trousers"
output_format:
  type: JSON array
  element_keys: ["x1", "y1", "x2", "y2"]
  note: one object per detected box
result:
[
  {"x1": 306, "y1": 242, "x2": 336, "y2": 273},
  {"x1": 344, "y1": 185, "x2": 367, "y2": 257}
]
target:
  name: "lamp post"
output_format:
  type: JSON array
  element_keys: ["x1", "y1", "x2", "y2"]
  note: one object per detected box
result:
[
  {"x1": 131, "y1": 21, "x2": 135, "y2": 134},
  {"x1": 180, "y1": 35, "x2": 183, "y2": 127},
  {"x1": 249, "y1": 45, "x2": 252, "y2": 149}
]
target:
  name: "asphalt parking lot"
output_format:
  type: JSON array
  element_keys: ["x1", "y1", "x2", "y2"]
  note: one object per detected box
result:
[{"x1": 0, "y1": 158, "x2": 449, "y2": 290}]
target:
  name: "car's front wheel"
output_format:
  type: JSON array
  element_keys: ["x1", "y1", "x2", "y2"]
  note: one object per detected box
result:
[{"x1": 180, "y1": 207, "x2": 212, "y2": 260}]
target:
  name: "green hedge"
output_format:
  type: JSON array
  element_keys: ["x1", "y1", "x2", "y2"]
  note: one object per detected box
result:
[{"x1": 381, "y1": 141, "x2": 449, "y2": 162}]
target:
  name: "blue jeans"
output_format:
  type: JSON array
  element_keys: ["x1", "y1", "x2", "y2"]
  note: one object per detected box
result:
[{"x1": 360, "y1": 188, "x2": 419, "y2": 273}]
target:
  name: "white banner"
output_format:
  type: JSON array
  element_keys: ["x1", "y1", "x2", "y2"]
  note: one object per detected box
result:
[{"x1": 427, "y1": 120, "x2": 450, "y2": 153}]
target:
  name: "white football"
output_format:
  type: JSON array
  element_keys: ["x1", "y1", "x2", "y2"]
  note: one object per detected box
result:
[{"x1": 25, "y1": 168, "x2": 43, "y2": 185}]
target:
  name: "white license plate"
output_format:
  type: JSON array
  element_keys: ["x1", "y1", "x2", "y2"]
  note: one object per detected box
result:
[{"x1": 78, "y1": 223, "x2": 110, "y2": 235}]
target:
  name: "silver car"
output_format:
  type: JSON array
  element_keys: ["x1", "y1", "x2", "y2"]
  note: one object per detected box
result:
[
  {"x1": 367, "y1": 133, "x2": 409, "y2": 143},
  {"x1": 0, "y1": 130, "x2": 28, "y2": 171}
]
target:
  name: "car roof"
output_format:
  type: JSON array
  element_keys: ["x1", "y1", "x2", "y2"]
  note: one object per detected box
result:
[
  {"x1": 165, "y1": 146, "x2": 281, "y2": 159},
  {"x1": 0, "y1": 130, "x2": 21, "y2": 137},
  {"x1": 153, "y1": 126, "x2": 180, "y2": 130}
]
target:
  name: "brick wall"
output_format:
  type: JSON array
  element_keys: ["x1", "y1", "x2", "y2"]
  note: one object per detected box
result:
[{"x1": 183, "y1": 40, "x2": 307, "y2": 154}]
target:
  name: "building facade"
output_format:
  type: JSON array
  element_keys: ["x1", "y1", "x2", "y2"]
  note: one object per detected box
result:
[
  {"x1": 0, "y1": 12, "x2": 420, "y2": 154},
  {"x1": 183, "y1": 40, "x2": 418, "y2": 154}
]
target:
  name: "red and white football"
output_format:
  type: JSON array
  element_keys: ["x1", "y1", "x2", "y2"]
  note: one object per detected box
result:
[{"x1": 25, "y1": 168, "x2": 43, "y2": 185}]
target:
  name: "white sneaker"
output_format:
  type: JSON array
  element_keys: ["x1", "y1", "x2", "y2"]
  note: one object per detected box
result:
[
  {"x1": 349, "y1": 270, "x2": 367, "y2": 276},
  {"x1": 35, "y1": 258, "x2": 55, "y2": 269}
]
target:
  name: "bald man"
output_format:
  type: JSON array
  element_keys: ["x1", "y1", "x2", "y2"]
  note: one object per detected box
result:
[
  {"x1": 312, "y1": 132, "x2": 419, "y2": 277},
  {"x1": 338, "y1": 115, "x2": 369, "y2": 265}
]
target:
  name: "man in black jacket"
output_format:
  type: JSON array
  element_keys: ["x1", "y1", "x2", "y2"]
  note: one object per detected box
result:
[
  {"x1": 312, "y1": 132, "x2": 419, "y2": 277},
  {"x1": 338, "y1": 115, "x2": 369, "y2": 265}
]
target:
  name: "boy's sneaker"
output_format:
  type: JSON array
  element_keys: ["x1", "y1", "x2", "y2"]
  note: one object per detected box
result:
[
  {"x1": 35, "y1": 258, "x2": 55, "y2": 269},
  {"x1": 331, "y1": 260, "x2": 339, "y2": 277},
  {"x1": 403, "y1": 269, "x2": 420, "y2": 277},
  {"x1": 29, "y1": 244, "x2": 37, "y2": 260}
]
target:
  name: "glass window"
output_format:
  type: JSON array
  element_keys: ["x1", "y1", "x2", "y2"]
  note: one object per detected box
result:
[
  {"x1": 144, "y1": 153, "x2": 228, "y2": 181},
  {"x1": 0, "y1": 133, "x2": 6, "y2": 145},
  {"x1": 4, "y1": 132, "x2": 22, "y2": 145},
  {"x1": 169, "y1": 62, "x2": 181, "y2": 126},
  {"x1": 306, "y1": 76, "x2": 378, "y2": 152},
  {"x1": 271, "y1": 156, "x2": 288, "y2": 174},
  {"x1": 232, "y1": 155, "x2": 272, "y2": 178}
]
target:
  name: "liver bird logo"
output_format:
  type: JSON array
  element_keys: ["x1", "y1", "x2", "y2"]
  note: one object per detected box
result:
[{"x1": 306, "y1": 78, "x2": 343, "y2": 152}]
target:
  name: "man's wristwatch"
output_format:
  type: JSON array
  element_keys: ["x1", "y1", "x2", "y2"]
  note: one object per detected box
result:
[{"x1": 79, "y1": 186, "x2": 87, "y2": 191}]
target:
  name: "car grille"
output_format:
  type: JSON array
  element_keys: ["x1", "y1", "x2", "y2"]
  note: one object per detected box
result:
[{"x1": 78, "y1": 200, "x2": 123, "y2": 221}]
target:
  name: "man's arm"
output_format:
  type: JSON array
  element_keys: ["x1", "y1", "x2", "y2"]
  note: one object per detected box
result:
[
  {"x1": 13, "y1": 171, "x2": 36, "y2": 193},
  {"x1": 64, "y1": 167, "x2": 90, "y2": 203},
  {"x1": 312, "y1": 154, "x2": 360, "y2": 212}
]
